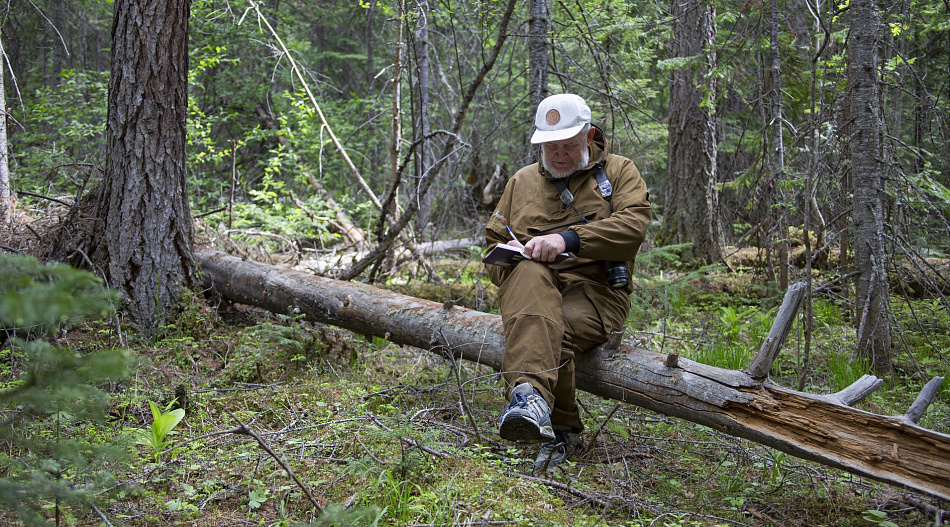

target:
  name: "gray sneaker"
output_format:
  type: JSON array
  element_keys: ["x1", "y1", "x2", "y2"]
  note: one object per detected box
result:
[
  {"x1": 533, "y1": 430, "x2": 578, "y2": 469},
  {"x1": 498, "y1": 383, "x2": 555, "y2": 443}
]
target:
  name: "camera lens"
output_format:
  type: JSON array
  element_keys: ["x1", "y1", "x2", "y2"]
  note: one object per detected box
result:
[{"x1": 604, "y1": 262, "x2": 629, "y2": 289}]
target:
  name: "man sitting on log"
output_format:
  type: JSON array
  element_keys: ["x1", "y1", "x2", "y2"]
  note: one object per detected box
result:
[{"x1": 484, "y1": 93, "x2": 652, "y2": 468}]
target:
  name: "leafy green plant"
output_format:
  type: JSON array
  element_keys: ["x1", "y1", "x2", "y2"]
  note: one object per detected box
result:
[
  {"x1": 762, "y1": 450, "x2": 788, "y2": 486},
  {"x1": 748, "y1": 307, "x2": 777, "y2": 345},
  {"x1": 862, "y1": 509, "x2": 900, "y2": 527},
  {"x1": 135, "y1": 400, "x2": 186, "y2": 461},
  {"x1": 11, "y1": 70, "x2": 109, "y2": 192},
  {"x1": 813, "y1": 298, "x2": 846, "y2": 329},
  {"x1": 373, "y1": 469, "x2": 424, "y2": 524},
  {"x1": 311, "y1": 503, "x2": 385, "y2": 526},
  {"x1": 220, "y1": 314, "x2": 329, "y2": 382},
  {"x1": 718, "y1": 305, "x2": 776, "y2": 344},
  {"x1": 719, "y1": 305, "x2": 757, "y2": 339},
  {"x1": 248, "y1": 486, "x2": 270, "y2": 510}
]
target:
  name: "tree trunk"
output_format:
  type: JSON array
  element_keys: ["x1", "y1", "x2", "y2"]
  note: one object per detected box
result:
[
  {"x1": 769, "y1": 0, "x2": 790, "y2": 290},
  {"x1": 0, "y1": 34, "x2": 10, "y2": 225},
  {"x1": 412, "y1": 0, "x2": 433, "y2": 233},
  {"x1": 527, "y1": 0, "x2": 549, "y2": 151},
  {"x1": 92, "y1": 0, "x2": 196, "y2": 336},
  {"x1": 662, "y1": 0, "x2": 724, "y2": 266},
  {"x1": 197, "y1": 249, "x2": 950, "y2": 502},
  {"x1": 386, "y1": 0, "x2": 406, "y2": 235},
  {"x1": 848, "y1": 0, "x2": 892, "y2": 372}
]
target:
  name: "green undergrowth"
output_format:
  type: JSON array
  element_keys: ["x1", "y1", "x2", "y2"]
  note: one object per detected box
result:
[{"x1": 1, "y1": 253, "x2": 947, "y2": 526}]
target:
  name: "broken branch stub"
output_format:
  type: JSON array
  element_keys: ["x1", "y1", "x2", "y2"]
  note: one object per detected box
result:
[
  {"x1": 748, "y1": 281, "x2": 806, "y2": 380},
  {"x1": 822, "y1": 374, "x2": 884, "y2": 406},
  {"x1": 905, "y1": 376, "x2": 946, "y2": 424}
]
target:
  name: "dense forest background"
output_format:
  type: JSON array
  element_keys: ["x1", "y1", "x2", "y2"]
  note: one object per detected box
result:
[
  {"x1": 3, "y1": 0, "x2": 949, "y2": 288},
  {"x1": 3, "y1": 0, "x2": 948, "y2": 342},
  {"x1": 1, "y1": 0, "x2": 949, "y2": 525}
]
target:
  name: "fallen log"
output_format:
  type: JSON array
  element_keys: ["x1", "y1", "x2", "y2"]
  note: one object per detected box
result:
[{"x1": 196, "y1": 249, "x2": 950, "y2": 502}]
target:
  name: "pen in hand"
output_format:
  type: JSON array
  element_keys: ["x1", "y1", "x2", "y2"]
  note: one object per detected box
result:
[
  {"x1": 503, "y1": 224, "x2": 528, "y2": 258},
  {"x1": 505, "y1": 224, "x2": 519, "y2": 244}
]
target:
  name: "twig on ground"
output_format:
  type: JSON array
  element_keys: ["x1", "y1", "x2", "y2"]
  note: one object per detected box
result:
[
  {"x1": 516, "y1": 473, "x2": 616, "y2": 509},
  {"x1": 890, "y1": 494, "x2": 949, "y2": 523},
  {"x1": 406, "y1": 521, "x2": 517, "y2": 526},
  {"x1": 25, "y1": 223, "x2": 42, "y2": 242},
  {"x1": 16, "y1": 189, "x2": 74, "y2": 207},
  {"x1": 582, "y1": 402, "x2": 621, "y2": 456},
  {"x1": 353, "y1": 431, "x2": 385, "y2": 464},
  {"x1": 225, "y1": 411, "x2": 323, "y2": 513},
  {"x1": 435, "y1": 328, "x2": 485, "y2": 444},
  {"x1": 747, "y1": 507, "x2": 790, "y2": 527},
  {"x1": 368, "y1": 414, "x2": 452, "y2": 459}
]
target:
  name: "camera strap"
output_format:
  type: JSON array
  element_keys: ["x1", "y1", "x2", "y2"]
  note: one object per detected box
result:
[
  {"x1": 594, "y1": 164, "x2": 613, "y2": 203},
  {"x1": 548, "y1": 164, "x2": 614, "y2": 222}
]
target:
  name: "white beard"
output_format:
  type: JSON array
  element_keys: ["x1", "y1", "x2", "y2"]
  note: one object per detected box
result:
[{"x1": 542, "y1": 148, "x2": 590, "y2": 179}]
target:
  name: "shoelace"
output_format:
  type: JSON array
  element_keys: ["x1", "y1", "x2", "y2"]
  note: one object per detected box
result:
[{"x1": 511, "y1": 392, "x2": 529, "y2": 407}]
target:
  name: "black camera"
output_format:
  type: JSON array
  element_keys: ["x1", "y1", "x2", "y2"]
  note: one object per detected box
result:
[{"x1": 603, "y1": 261, "x2": 629, "y2": 289}]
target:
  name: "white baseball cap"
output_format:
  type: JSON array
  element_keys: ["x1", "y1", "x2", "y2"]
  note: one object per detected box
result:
[{"x1": 530, "y1": 94, "x2": 592, "y2": 144}]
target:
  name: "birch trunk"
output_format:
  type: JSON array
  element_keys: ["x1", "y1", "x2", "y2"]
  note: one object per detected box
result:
[{"x1": 527, "y1": 0, "x2": 549, "y2": 149}]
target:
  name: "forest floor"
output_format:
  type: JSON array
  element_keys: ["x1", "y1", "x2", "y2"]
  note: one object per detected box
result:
[{"x1": 2, "y1": 217, "x2": 950, "y2": 526}]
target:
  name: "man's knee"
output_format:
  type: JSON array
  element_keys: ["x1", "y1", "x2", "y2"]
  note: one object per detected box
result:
[
  {"x1": 498, "y1": 262, "x2": 562, "y2": 318},
  {"x1": 503, "y1": 260, "x2": 558, "y2": 287}
]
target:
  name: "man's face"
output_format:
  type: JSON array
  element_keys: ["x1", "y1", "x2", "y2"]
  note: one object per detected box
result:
[{"x1": 540, "y1": 129, "x2": 591, "y2": 179}]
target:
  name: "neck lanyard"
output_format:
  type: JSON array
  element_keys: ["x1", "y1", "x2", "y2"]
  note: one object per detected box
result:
[{"x1": 546, "y1": 164, "x2": 613, "y2": 224}]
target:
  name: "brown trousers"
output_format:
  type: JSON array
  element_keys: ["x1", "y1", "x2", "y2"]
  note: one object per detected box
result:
[{"x1": 498, "y1": 260, "x2": 630, "y2": 432}]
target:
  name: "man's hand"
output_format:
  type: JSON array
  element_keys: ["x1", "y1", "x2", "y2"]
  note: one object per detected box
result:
[{"x1": 524, "y1": 233, "x2": 566, "y2": 262}]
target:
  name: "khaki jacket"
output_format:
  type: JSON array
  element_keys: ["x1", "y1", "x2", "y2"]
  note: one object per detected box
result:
[{"x1": 485, "y1": 130, "x2": 652, "y2": 293}]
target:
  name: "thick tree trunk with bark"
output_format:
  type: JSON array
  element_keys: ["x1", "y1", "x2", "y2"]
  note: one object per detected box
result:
[
  {"x1": 197, "y1": 249, "x2": 950, "y2": 501},
  {"x1": 92, "y1": 0, "x2": 196, "y2": 336},
  {"x1": 662, "y1": 0, "x2": 724, "y2": 266},
  {"x1": 848, "y1": 0, "x2": 892, "y2": 372}
]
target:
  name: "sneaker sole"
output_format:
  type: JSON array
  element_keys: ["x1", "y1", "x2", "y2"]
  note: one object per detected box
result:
[{"x1": 499, "y1": 416, "x2": 555, "y2": 443}]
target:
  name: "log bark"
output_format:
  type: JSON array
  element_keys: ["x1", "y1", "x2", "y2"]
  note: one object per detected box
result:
[{"x1": 197, "y1": 249, "x2": 950, "y2": 502}]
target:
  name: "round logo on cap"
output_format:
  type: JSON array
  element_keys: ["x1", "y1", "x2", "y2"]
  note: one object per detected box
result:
[{"x1": 545, "y1": 109, "x2": 561, "y2": 126}]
